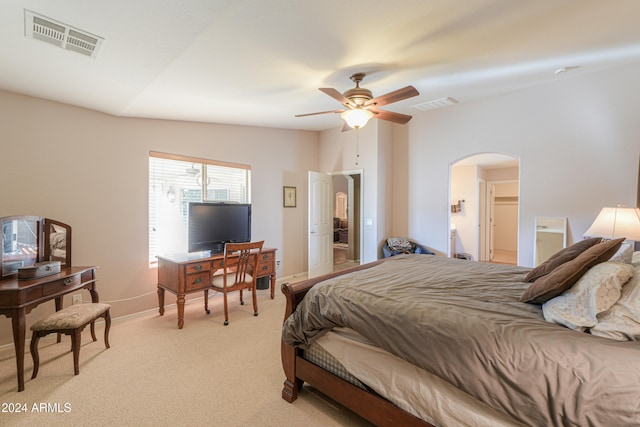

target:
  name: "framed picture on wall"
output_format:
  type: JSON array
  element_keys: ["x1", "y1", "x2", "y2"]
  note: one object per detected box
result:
[{"x1": 283, "y1": 186, "x2": 296, "y2": 208}]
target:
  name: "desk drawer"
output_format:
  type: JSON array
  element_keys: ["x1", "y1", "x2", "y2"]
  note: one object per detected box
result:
[
  {"x1": 256, "y1": 252, "x2": 275, "y2": 276},
  {"x1": 256, "y1": 261, "x2": 274, "y2": 276},
  {"x1": 259, "y1": 252, "x2": 275, "y2": 262},
  {"x1": 185, "y1": 261, "x2": 211, "y2": 274},
  {"x1": 185, "y1": 272, "x2": 210, "y2": 291},
  {"x1": 43, "y1": 275, "x2": 81, "y2": 297}
]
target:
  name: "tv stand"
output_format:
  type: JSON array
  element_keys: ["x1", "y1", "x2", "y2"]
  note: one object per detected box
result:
[{"x1": 156, "y1": 248, "x2": 276, "y2": 329}]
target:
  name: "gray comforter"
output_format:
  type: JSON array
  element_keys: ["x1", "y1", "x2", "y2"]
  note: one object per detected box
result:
[{"x1": 282, "y1": 255, "x2": 640, "y2": 426}]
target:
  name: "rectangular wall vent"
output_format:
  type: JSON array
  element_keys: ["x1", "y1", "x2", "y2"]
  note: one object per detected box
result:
[
  {"x1": 411, "y1": 97, "x2": 459, "y2": 111},
  {"x1": 25, "y1": 9, "x2": 104, "y2": 59}
]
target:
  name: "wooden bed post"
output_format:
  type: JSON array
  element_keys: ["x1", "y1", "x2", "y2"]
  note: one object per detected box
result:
[
  {"x1": 281, "y1": 282, "x2": 304, "y2": 402},
  {"x1": 280, "y1": 262, "x2": 386, "y2": 404},
  {"x1": 281, "y1": 339, "x2": 302, "y2": 402}
]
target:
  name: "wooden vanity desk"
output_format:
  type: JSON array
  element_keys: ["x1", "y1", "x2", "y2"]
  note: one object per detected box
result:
[
  {"x1": 0, "y1": 215, "x2": 97, "y2": 392},
  {"x1": 156, "y1": 247, "x2": 276, "y2": 329}
]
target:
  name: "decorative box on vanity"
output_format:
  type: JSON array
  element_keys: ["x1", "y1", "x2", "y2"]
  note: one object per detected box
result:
[{"x1": 18, "y1": 261, "x2": 61, "y2": 280}]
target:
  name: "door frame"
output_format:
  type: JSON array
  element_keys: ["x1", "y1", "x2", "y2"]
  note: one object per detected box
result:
[
  {"x1": 332, "y1": 169, "x2": 364, "y2": 266},
  {"x1": 483, "y1": 179, "x2": 519, "y2": 264}
]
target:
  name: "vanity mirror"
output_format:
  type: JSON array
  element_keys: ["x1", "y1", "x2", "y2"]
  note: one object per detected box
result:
[
  {"x1": 533, "y1": 217, "x2": 567, "y2": 266},
  {"x1": 0, "y1": 216, "x2": 72, "y2": 277}
]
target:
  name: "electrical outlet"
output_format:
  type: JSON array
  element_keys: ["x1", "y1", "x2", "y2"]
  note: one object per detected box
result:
[
  {"x1": 72, "y1": 294, "x2": 83, "y2": 305},
  {"x1": 276, "y1": 260, "x2": 281, "y2": 267}
]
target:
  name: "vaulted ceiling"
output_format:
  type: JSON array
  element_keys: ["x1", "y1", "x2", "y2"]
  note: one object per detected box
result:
[{"x1": 1, "y1": 1, "x2": 639, "y2": 131}]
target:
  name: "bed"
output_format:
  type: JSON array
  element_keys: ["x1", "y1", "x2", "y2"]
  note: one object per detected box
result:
[{"x1": 281, "y1": 241, "x2": 640, "y2": 426}]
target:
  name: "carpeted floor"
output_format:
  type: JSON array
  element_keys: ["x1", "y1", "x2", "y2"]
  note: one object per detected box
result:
[{"x1": 0, "y1": 287, "x2": 372, "y2": 427}]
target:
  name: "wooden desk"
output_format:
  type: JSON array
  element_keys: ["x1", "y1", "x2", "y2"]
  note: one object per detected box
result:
[
  {"x1": 156, "y1": 248, "x2": 276, "y2": 329},
  {"x1": 0, "y1": 266, "x2": 98, "y2": 392}
]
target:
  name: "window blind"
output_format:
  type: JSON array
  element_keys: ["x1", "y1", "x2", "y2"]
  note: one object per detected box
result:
[{"x1": 148, "y1": 151, "x2": 251, "y2": 263}]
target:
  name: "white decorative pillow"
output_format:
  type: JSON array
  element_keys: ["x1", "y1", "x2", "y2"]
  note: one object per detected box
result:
[
  {"x1": 590, "y1": 265, "x2": 640, "y2": 341},
  {"x1": 542, "y1": 262, "x2": 634, "y2": 331},
  {"x1": 609, "y1": 242, "x2": 633, "y2": 264}
]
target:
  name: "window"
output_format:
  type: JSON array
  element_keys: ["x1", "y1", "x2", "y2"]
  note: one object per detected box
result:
[{"x1": 148, "y1": 151, "x2": 251, "y2": 263}]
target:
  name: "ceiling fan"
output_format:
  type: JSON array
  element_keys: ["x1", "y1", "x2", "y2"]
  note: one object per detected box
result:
[{"x1": 296, "y1": 73, "x2": 419, "y2": 129}]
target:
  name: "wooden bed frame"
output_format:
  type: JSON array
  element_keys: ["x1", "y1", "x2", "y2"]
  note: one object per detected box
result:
[{"x1": 280, "y1": 260, "x2": 433, "y2": 427}]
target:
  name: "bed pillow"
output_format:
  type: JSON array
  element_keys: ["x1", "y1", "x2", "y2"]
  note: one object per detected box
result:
[
  {"x1": 632, "y1": 251, "x2": 640, "y2": 267},
  {"x1": 520, "y1": 238, "x2": 625, "y2": 304},
  {"x1": 524, "y1": 237, "x2": 603, "y2": 282},
  {"x1": 590, "y1": 265, "x2": 640, "y2": 340},
  {"x1": 609, "y1": 242, "x2": 634, "y2": 264},
  {"x1": 542, "y1": 262, "x2": 634, "y2": 331}
]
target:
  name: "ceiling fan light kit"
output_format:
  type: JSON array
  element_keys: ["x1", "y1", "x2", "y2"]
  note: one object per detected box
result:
[
  {"x1": 296, "y1": 73, "x2": 419, "y2": 129},
  {"x1": 341, "y1": 108, "x2": 374, "y2": 129}
]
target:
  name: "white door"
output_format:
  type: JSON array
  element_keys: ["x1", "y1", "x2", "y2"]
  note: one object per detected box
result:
[{"x1": 308, "y1": 171, "x2": 333, "y2": 278}]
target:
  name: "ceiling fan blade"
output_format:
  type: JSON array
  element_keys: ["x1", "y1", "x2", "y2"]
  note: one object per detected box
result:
[
  {"x1": 365, "y1": 86, "x2": 419, "y2": 108},
  {"x1": 370, "y1": 108, "x2": 413, "y2": 125},
  {"x1": 295, "y1": 109, "x2": 344, "y2": 117},
  {"x1": 319, "y1": 88, "x2": 354, "y2": 107}
]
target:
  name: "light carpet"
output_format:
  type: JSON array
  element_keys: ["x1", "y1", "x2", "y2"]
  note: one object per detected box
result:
[{"x1": 0, "y1": 288, "x2": 372, "y2": 427}]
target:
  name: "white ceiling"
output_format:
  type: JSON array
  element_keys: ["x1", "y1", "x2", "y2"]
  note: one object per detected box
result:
[{"x1": 2, "y1": 1, "x2": 640, "y2": 131}]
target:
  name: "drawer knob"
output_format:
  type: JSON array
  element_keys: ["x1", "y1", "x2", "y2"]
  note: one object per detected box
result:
[
  {"x1": 193, "y1": 277, "x2": 202, "y2": 284},
  {"x1": 63, "y1": 278, "x2": 73, "y2": 286},
  {"x1": 194, "y1": 265, "x2": 202, "y2": 271},
  {"x1": 262, "y1": 265, "x2": 268, "y2": 270}
]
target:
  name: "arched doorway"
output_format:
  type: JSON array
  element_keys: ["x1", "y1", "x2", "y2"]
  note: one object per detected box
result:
[{"x1": 449, "y1": 153, "x2": 520, "y2": 265}]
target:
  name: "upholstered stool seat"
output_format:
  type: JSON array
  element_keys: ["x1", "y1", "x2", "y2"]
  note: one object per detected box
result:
[{"x1": 30, "y1": 303, "x2": 111, "y2": 379}]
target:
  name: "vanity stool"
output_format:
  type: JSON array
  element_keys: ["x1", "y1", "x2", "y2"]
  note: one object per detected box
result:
[{"x1": 30, "y1": 303, "x2": 111, "y2": 379}]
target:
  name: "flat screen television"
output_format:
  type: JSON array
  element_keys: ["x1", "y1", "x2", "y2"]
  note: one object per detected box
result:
[{"x1": 188, "y1": 202, "x2": 251, "y2": 253}]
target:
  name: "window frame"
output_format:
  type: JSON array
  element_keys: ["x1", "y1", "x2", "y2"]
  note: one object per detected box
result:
[{"x1": 148, "y1": 151, "x2": 251, "y2": 265}]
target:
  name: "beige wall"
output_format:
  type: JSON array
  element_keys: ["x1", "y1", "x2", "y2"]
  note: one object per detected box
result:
[
  {"x1": 2, "y1": 60, "x2": 640, "y2": 347},
  {"x1": 0, "y1": 90, "x2": 317, "y2": 346},
  {"x1": 450, "y1": 165, "x2": 479, "y2": 258},
  {"x1": 403, "y1": 61, "x2": 640, "y2": 266},
  {"x1": 318, "y1": 121, "x2": 397, "y2": 262}
]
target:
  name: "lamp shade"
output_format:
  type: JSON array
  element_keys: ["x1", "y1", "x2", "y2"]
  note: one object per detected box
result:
[
  {"x1": 341, "y1": 108, "x2": 373, "y2": 129},
  {"x1": 583, "y1": 206, "x2": 640, "y2": 241}
]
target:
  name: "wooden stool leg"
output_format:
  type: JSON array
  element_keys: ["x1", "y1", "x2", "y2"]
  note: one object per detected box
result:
[
  {"x1": 71, "y1": 329, "x2": 82, "y2": 375},
  {"x1": 30, "y1": 332, "x2": 41, "y2": 379},
  {"x1": 103, "y1": 310, "x2": 111, "y2": 349}
]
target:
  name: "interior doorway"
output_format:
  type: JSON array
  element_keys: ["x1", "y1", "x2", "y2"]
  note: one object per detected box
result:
[
  {"x1": 449, "y1": 153, "x2": 519, "y2": 265},
  {"x1": 332, "y1": 171, "x2": 362, "y2": 272}
]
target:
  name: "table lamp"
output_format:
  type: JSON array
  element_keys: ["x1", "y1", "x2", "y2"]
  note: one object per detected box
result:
[{"x1": 583, "y1": 206, "x2": 640, "y2": 241}]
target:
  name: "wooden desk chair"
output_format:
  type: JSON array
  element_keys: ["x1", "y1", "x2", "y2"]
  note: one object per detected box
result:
[{"x1": 211, "y1": 241, "x2": 264, "y2": 325}]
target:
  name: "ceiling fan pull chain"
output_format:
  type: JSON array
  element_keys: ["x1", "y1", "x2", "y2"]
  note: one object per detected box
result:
[{"x1": 355, "y1": 128, "x2": 360, "y2": 165}]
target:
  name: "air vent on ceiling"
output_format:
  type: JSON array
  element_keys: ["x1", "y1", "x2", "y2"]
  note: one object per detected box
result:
[
  {"x1": 24, "y1": 9, "x2": 104, "y2": 59},
  {"x1": 411, "y1": 97, "x2": 458, "y2": 111}
]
